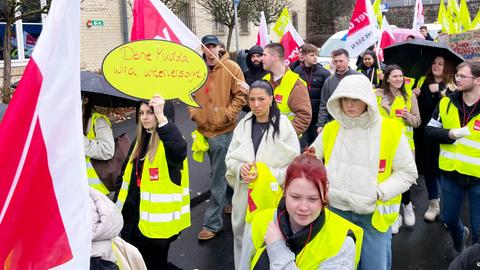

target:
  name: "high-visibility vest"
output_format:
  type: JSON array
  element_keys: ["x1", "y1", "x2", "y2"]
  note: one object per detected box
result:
[
  {"x1": 245, "y1": 162, "x2": 283, "y2": 224},
  {"x1": 264, "y1": 70, "x2": 306, "y2": 120},
  {"x1": 404, "y1": 77, "x2": 416, "y2": 93},
  {"x1": 322, "y1": 119, "x2": 403, "y2": 232},
  {"x1": 438, "y1": 97, "x2": 480, "y2": 178},
  {"x1": 86, "y1": 112, "x2": 111, "y2": 194},
  {"x1": 357, "y1": 67, "x2": 382, "y2": 86},
  {"x1": 116, "y1": 141, "x2": 191, "y2": 238},
  {"x1": 249, "y1": 208, "x2": 363, "y2": 269},
  {"x1": 191, "y1": 129, "x2": 209, "y2": 163},
  {"x1": 377, "y1": 88, "x2": 415, "y2": 150}
]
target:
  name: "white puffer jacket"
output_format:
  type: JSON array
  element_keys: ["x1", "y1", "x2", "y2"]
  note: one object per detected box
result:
[
  {"x1": 311, "y1": 75, "x2": 417, "y2": 214},
  {"x1": 90, "y1": 187, "x2": 124, "y2": 262}
]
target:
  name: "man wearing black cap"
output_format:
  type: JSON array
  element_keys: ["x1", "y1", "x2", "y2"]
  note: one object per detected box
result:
[
  {"x1": 189, "y1": 34, "x2": 247, "y2": 241},
  {"x1": 244, "y1": 45, "x2": 268, "y2": 86}
]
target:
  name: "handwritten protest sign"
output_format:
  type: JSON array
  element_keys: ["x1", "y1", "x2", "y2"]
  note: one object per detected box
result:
[
  {"x1": 448, "y1": 30, "x2": 480, "y2": 60},
  {"x1": 102, "y1": 40, "x2": 207, "y2": 107}
]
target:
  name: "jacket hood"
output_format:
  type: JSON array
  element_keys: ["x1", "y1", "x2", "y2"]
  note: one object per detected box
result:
[
  {"x1": 246, "y1": 45, "x2": 264, "y2": 71},
  {"x1": 326, "y1": 75, "x2": 380, "y2": 127}
]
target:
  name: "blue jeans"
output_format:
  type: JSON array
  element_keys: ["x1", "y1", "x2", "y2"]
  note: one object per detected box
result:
[
  {"x1": 425, "y1": 175, "x2": 440, "y2": 200},
  {"x1": 331, "y1": 207, "x2": 392, "y2": 270},
  {"x1": 203, "y1": 132, "x2": 233, "y2": 232},
  {"x1": 440, "y1": 174, "x2": 480, "y2": 249}
]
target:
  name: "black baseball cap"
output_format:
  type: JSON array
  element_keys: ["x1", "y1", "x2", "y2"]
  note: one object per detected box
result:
[{"x1": 201, "y1": 35, "x2": 220, "y2": 46}]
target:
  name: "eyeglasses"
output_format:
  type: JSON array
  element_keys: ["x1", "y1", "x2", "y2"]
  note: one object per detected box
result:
[{"x1": 455, "y1": 74, "x2": 476, "y2": 80}]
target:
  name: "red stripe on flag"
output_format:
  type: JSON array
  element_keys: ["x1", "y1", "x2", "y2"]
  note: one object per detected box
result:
[
  {"x1": 0, "y1": 60, "x2": 72, "y2": 268},
  {"x1": 131, "y1": 0, "x2": 181, "y2": 43}
]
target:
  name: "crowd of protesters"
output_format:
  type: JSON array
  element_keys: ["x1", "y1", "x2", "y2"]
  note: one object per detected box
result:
[{"x1": 81, "y1": 29, "x2": 480, "y2": 270}]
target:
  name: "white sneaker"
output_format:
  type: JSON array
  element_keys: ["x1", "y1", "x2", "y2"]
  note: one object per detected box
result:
[
  {"x1": 391, "y1": 215, "x2": 402, "y2": 235},
  {"x1": 402, "y1": 202, "x2": 416, "y2": 227},
  {"x1": 424, "y1": 199, "x2": 440, "y2": 222}
]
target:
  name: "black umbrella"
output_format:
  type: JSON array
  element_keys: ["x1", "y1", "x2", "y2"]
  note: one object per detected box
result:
[
  {"x1": 81, "y1": 71, "x2": 139, "y2": 108},
  {"x1": 383, "y1": 39, "x2": 465, "y2": 79}
]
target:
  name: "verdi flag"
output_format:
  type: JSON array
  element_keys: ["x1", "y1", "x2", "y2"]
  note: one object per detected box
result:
[
  {"x1": 272, "y1": 7, "x2": 291, "y2": 39},
  {"x1": 378, "y1": 16, "x2": 395, "y2": 62},
  {"x1": 131, "y1": 0, "x2": 201, "y2": 50},
  {"x1": 280, "y1": 23, "x2": 305, "y2": 66},
  {"x1": 459, "y1": 0, "x2": 472, "y2": 31},
  {"x1": 447, "y1": 0, "x2": 461, "y2": 33},
  {"x1": 472, "y1": 10, "x2": 480, "y2": 29},
  {"x1": 413, "y1": 0, "x2": 424, "y2": 31},
  {"x1": 257, "y1": 11, "x2": 270, "y2": 48},
  {"x1": 345, "y1": 0, "x2": 380, "y2": 57},
  {"x1": 438, "y1": 0, "x2": 450, "y2": 33},
  {"x1": 0, "y1": 0, "x2": 91, "y2": 268},
  {"x1": 372, "y1": 0, "x2": 383, "y2": 26}
]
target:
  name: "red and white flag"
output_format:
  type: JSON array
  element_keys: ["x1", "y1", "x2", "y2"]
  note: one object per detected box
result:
[
  {"x1": 0, "y1": 0, "x2": 90, "y2": 268},
  {"x1": 345, "y1": 0, "x2": 380, "y2": 57},
  {"x1": 412, "y1": 0, "x2": 424, "y2": 31},
  {"x1": 377, "y1": 16, "x2": 396, "y2": 61},
  {"x1": 280, "y1": 23, "x2": 305, "y2": 66},
  {"x1": 131, "y1": 0, "x2": 201, "y2": 50},
  {"x1": 256, "y1": 11, "x2": 270, "y2": 48}
]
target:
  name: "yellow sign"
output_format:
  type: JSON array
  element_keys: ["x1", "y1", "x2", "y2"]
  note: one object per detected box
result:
[{"x1": 102, "y1": 40, "x2": 207, "y2": 107}]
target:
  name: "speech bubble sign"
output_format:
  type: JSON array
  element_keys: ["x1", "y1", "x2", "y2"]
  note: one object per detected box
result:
[{"x1": 102, "y1": 40, "x2": 207, "y2": 107}]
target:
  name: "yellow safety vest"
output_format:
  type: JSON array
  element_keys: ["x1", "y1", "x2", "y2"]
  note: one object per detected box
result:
[
  {"x1": 322, "y1": 119, "x2": 403, "y2": 232},
  {"x1": 377, "y1": 89, "x2": 415, "y2": 150},
  {"x1": 438, "y1": 97, "x2": 480, "y2": 178},
  {"x1": 86, "y1": 112, "x2": 111, "y2": 194},
  {"x1": 191, "y1": 129, "x2": 209, "y2": 163},
  {"x1": 116, "y1": 141, "x2": 191, "y2": 238},
  {"x1": 357, "y1": 67, "x2": 381, "y2": 86},
  {"x1": 264, "y1": 70, "x2": 306, "y2": 120},
  {"x1": 404, "y1": 77, "x2": 416, "y2": 93},
  {"x1": 245, "y1": 162, "x2": 283, "y2": 224},
  {"x1": 250, "y1": 208, "x2": 363, "y2": 269}
]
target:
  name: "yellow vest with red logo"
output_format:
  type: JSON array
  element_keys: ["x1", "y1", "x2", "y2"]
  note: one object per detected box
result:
[
  {"x1": 249, "y1": 208, "x2": 363, "y2": 269},
  {"x1": 244, "y1": 162, "x2": 283, "y2": 224},
  {"x1": 86, "y1": 112, "x2": 111, "y2": 194},
  {"x1": 263, "y1": 70, "x2": 306, "y2": 120},
  {"x1": 322, "y1": 118, "x2": 403, "y2": 232},
  {"x1": 377, "y1": 89, "x2": 415, "y2": 150},
  {"x1": 438, "y1": 97, "x2": 480, "y2": 178},
  {"x1": 116, "y1": 141, "x2": 191, "y2": 238}
]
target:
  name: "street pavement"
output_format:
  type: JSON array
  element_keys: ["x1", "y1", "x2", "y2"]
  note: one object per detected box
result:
[{"x1": 113, "y1": 102, "x2": 470, "y2": 269}]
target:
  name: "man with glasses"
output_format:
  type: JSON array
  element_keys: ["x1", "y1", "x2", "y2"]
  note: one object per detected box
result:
[{"x1": 426, "y1": 60, "x2": 480, "y2": 256}]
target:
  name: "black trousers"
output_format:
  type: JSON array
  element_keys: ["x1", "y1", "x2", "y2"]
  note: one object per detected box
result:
[{"x1": 127, "y1": 226, "x2": 178, "y2": 270}]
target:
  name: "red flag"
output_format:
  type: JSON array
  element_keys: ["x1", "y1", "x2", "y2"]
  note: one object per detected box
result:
[
  {"x1": 0, "y1": 0, "x2": 91, "y2": 268},
  {"x1": 256, "y1": 11, "x2": 270, "y2": 48},
  {"x1": 345, "y1": 0, "x2": 380, "y2": 57},
  {"x1": 131, "y1": 0, "x2": 201, "y2": 50},
  {"x1": 378, "y1": 16, "x2": 396, "y2": 61},
  {"x1": 280, "y1": 23, "x2": 305, "y2": 66}
]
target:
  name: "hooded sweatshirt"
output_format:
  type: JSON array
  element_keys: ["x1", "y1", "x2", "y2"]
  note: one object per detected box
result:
[
  {"x1": 311, "y1": 75, "x2": 417, "y2": 214},
  {"x1": 244, "y1": 45, "x2": 268, "y2": 86}
]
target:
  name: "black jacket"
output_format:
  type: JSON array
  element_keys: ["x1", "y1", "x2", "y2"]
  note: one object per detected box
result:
[
  {"x1": 243, "y1": 45, "x2": 268, "y2": 86},
  {"x1": 292, "y1": 63, "x2": 330, "y2": 115}
]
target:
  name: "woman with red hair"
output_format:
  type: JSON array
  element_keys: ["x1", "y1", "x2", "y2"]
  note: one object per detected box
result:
[{"x1": 239, "y1": 151, "x2": 364, "y2": 270}]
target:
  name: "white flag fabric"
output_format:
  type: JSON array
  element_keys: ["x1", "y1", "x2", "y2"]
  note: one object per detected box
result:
[
  {"x1": 0, "y1": 0, "x2": 91, "y2": 268},
  {"x1": 378, "y1": 16, "x2": 396, "y2": 61},
  {"x1": 413, "y1": 0, "x2": 425, "y2": 30},
  {"x1": 280, "y1": 23, "x2": 305, "y2": 66},
  {"x1": 256, "y1": 11, "x2": 270, "y2": 48},
  {"x1": 345, "y1": 0, "x2": 380, "y2": 57}
]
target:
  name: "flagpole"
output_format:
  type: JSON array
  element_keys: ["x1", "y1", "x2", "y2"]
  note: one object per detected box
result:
[
  {"x1": 373, "y1": 42, "x2": 382, "y2": 85},
  {"x1": 200, "y1": 43, "x2": 243, "y2": 84}
]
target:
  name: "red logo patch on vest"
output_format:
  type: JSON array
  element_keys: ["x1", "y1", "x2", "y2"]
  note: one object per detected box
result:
[
  {"x1": 247, "y1": 188, "x2": 257, "y2": 212},
  {"x1": 149, "y1": 168, "x2": 159, "y2": 181},
  {"x1": 474, "y1": 120, "x2": 480, "y2": 131},
  {"x1": 379, "y1": 159, "x2": 387, "y2": 173},
  {"x1": 275, "y1": 94, "x2": 283, "y2": 104},
  {"x1": 395, "y1": 109, "x2": 404, "y2": 117},
  {"x1": 404, "y1": 78, "x2": 411, "y2": 84}
]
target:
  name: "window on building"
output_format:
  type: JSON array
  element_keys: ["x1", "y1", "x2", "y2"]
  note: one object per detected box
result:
[
  {"x1": 292, "y1": 12, "x2": 298, "y2": 30},
  {"x1": 0, "y1": 0, "x2": 46, "y2": 65},
  {"x1": 240, "y1": 13, "x2": 249, "y2": 34},
  {"x1": 177, "y1": 0, "x2": 196, "y2": 33},
  {"x1": 214, "y1": 16, "x2": 225, "y2": 35}
]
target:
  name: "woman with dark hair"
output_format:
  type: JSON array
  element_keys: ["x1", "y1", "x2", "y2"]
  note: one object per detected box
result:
[
  {"x1": 82, "y1": 93, "x2": 114, "y2": 195},
  {"x1": 413, "y1": 55, "x2": 455, "y2": 222},
  {"x1": 357, "y1": 50, "x2": 384, "y2": 88},
  {"x1": 226, "y1": 80, "x2": 300, "y2": 268},
  {"x1": 376, "y1": 65, "x2": 421, "y2": 234},
  {"x1": 239, "y1": 151, "x2": 363, "y2": 270},
  {"x1": 116, "y1": 95, "x2": 189, "y2": 270}
]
